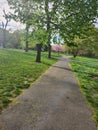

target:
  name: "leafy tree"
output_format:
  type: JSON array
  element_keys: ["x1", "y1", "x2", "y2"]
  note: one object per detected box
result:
[
  {"x1": 7, "y1": 0, "x2": 98, "y2": 58},
  {"x1": 28, "y1": 0, "x2": 61, "y2": 58},
  {"x1": 31, "y1": 29, "x2": 48, "y2": 62},
  {"x1": 8, "y1": 0, "x2": 61, "y2": 57},
  {"x1": 36, "y1": 0, "x2": 98, "y2": 58},
  {"x1": 57, "y1": 0, "x2": 98, "y2": 40},
  {"x1": 67, "y1": 25, "x2": 98, "y2": 58},
  {"x1": 67, "y1": 37, "x2": 82, "y2": 57},
  {"x1": 7, "y1": 0, "x2": 39, "y2": 52},
  {"x1": 79, "y1": 26, "x2": 98, "y2": 57}
]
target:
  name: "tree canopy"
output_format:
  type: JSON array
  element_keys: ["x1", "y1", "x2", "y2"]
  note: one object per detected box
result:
[{"x1": 6, "y1": 0, "x2": 98, "y2": 58}]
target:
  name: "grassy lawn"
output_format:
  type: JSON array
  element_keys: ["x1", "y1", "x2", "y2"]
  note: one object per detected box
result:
[
  {"x1": 70, "y1": 56, "x2": 98, "y2": 124},
  {"x1": 0, "y1": 49, "x2": 58, "y2": 112}
]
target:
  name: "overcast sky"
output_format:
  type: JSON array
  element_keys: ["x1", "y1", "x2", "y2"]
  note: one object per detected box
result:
[
  {"x1": 0, "y1": 0, "x2": 25, "y2": 32},
  {"x1": 0, "y1": 0, "x2": 98, "y2": 32}
]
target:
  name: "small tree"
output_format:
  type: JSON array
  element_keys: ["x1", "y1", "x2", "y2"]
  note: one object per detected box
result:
[
  {"x1": 31, "y1": 29, "x2": 48, "y2": 62},
  {"x1": 52, "y1": 44, "x2": 65, "y2": 55}
]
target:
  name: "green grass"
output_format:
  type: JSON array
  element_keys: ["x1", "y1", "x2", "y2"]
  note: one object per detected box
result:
[
  {"x1": 70, "y1": 56, "x2": 98, "y2": 124},
  {"x1": 0, "y1": 49, "x2": 59, "y2": 112}
]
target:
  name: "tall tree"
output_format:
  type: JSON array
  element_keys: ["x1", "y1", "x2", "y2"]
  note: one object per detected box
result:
[
  {"x1": 7, "y1": 0, "x2": 61, "y2": 57},
  {"x1": 2, "y1": 9, "x2": 10, "y2": 48},
  {"x1": 57, "y1": 0, "x2": 98, "y2": 42},
  {"x1": 7, "y1": 0, "x2": 38, "y2": 52},
  {"x1": 34, "y1": 0, "x2": 61, "y2": 58},
  {"x1": 55, "y1": 0, "x2": 98, "y2": 57}
]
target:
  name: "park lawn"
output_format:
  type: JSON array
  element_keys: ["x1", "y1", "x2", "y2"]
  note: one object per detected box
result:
[
  {"x1": 70, "y1": 56, "x2": 98, "y2": 125},
  {"x1": 0, "y1": 49, "x2": 58, "y2": 112}
]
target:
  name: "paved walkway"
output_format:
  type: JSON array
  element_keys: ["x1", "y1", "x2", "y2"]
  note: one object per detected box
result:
[{"x1": 0, "y1": 56, "x2": 97, "y2": 130}]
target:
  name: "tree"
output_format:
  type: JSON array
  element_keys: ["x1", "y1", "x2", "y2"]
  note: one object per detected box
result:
[
  {"x1": 0, "y1": 28, "x2": 10, "y2": 48},
  {"x1": 7, "y1": 0, "x2": 38, "y2": 52},
  {"x1": 79, "y1": 26, "x2": 98, "y2": 58},
  {"x1": 29, "y1": 0, "x2": 61, "y2": 58},
  {"x1": 67, "y1": 38, "x2": 81, "y2": 58},
  {"x1": 31, "y1": 29, "x2": 48, "y2": 62},
  {"x1": 8, "y1": 30, "x2": 22, "y2": 48},
  {"x1": 6, "y1": 1, "x2": 68, "y2": 56},
  {"x1": 52, "y1": 44, "x2": 65, "y2": 55},
  {"x1": 7, "y1": 0, "x2": 98, "y2": 58},
  {"x1": 55, "y1": 0, "x2": 98, "y2": 54},
  {"x1": 67, "y1": 25, "x2": 98, "y2": 58},
  {"x1": 1, "y1": 9, "x2": 10, "y2": 48},
  {"x1": 38, "y1": 0, "x2": 98, "y2": 58}
]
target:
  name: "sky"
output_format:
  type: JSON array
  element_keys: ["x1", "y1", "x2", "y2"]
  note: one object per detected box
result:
[
  {"x1": 0, "y1": 0, "x2": 25, "y2": 32},
  {"x1": 0, "y1": 0, "x2": 98, "y2": 32}
]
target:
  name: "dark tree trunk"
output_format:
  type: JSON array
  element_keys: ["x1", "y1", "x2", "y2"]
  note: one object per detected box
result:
[
  {"x1": 25, "y1": 25, "x2": 29, "y2": 52},
  {"x1": 48, "y1": 43, "x2": 51, "y2": 58},
  {"x1": 25, "y1": 40, "x2": 28, "y2": 52},
  {"x1": 45, "y1": 1, "x2": 52, "y2": 59},
  {"x1": 73, "y1": 54, "x2": 77, "y2": 58},
  {"x1": 36, "y1": 43, "x2": 42, "y2": 62}
]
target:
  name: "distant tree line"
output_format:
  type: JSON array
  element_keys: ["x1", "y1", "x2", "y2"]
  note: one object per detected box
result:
[{"x1": 0, "y1": 28, "x2": 22, "y2": 48}]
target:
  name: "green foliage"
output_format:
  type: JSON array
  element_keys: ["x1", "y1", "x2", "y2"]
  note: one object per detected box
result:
[
  {"x1": 58, "y1": 0, "x2": 97, "y2": 41},
  {"x1": 7, "y1": 0, "x2": 41, "y2": 51},
  {"x1": 66, "y1": 26, "x2": 98, "y2": 58},
  {"x1": 7, "y1": 0, "x2": 98, "y2": 40},
  {"x1": 7, "y1": 0, "x2": 98, "y2": 57},
  {"x1": 30, "y1": 29, "x2": 48, "y2": 45},
  {"x1": 70, "y1": 56, "x2": 98, "y2": 124},
  {"x1": 79, "y1": 27, "x2": 98, "y2": 58},
  {"x1": 0, "y1": 49, "x2": 58, "y2": 112}
]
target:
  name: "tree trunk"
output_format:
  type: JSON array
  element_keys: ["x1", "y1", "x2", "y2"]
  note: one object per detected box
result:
[
  {"x1": 58, "y1": 51, "x2": 59, "y2": 55},
  {"x1": 73, "y1": 54, "x2": 77, "y2": 58},
  {"x1": 36, "y1": 43, "x2": 42, "y2": 62},
  {"x1": 2, "y1": 21, "x2": 8, "y2": 48},
  {"x1": 25, "y1": 25, "x2": 29, "y2": 52},
  {"x1": 2, "y1": 29, "x2": 6, "y2": 48},
  {"x1": 45, "y1": 1, "x2": 51, "y2": 58},
  {"x1": 25, "y1": 40, "x2": 28, "y2": 52},
  {"x1": 48, "y1": 43, "x2": 51, "y2": 58}
]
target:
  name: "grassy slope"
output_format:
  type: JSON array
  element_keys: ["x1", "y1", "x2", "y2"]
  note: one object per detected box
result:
[
  {"x1": 70, "y1": 56, "x2": 98, "y2": 124},
  {"x1": 0, "y1": 49, "x2": 58, "y2": 112}
]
